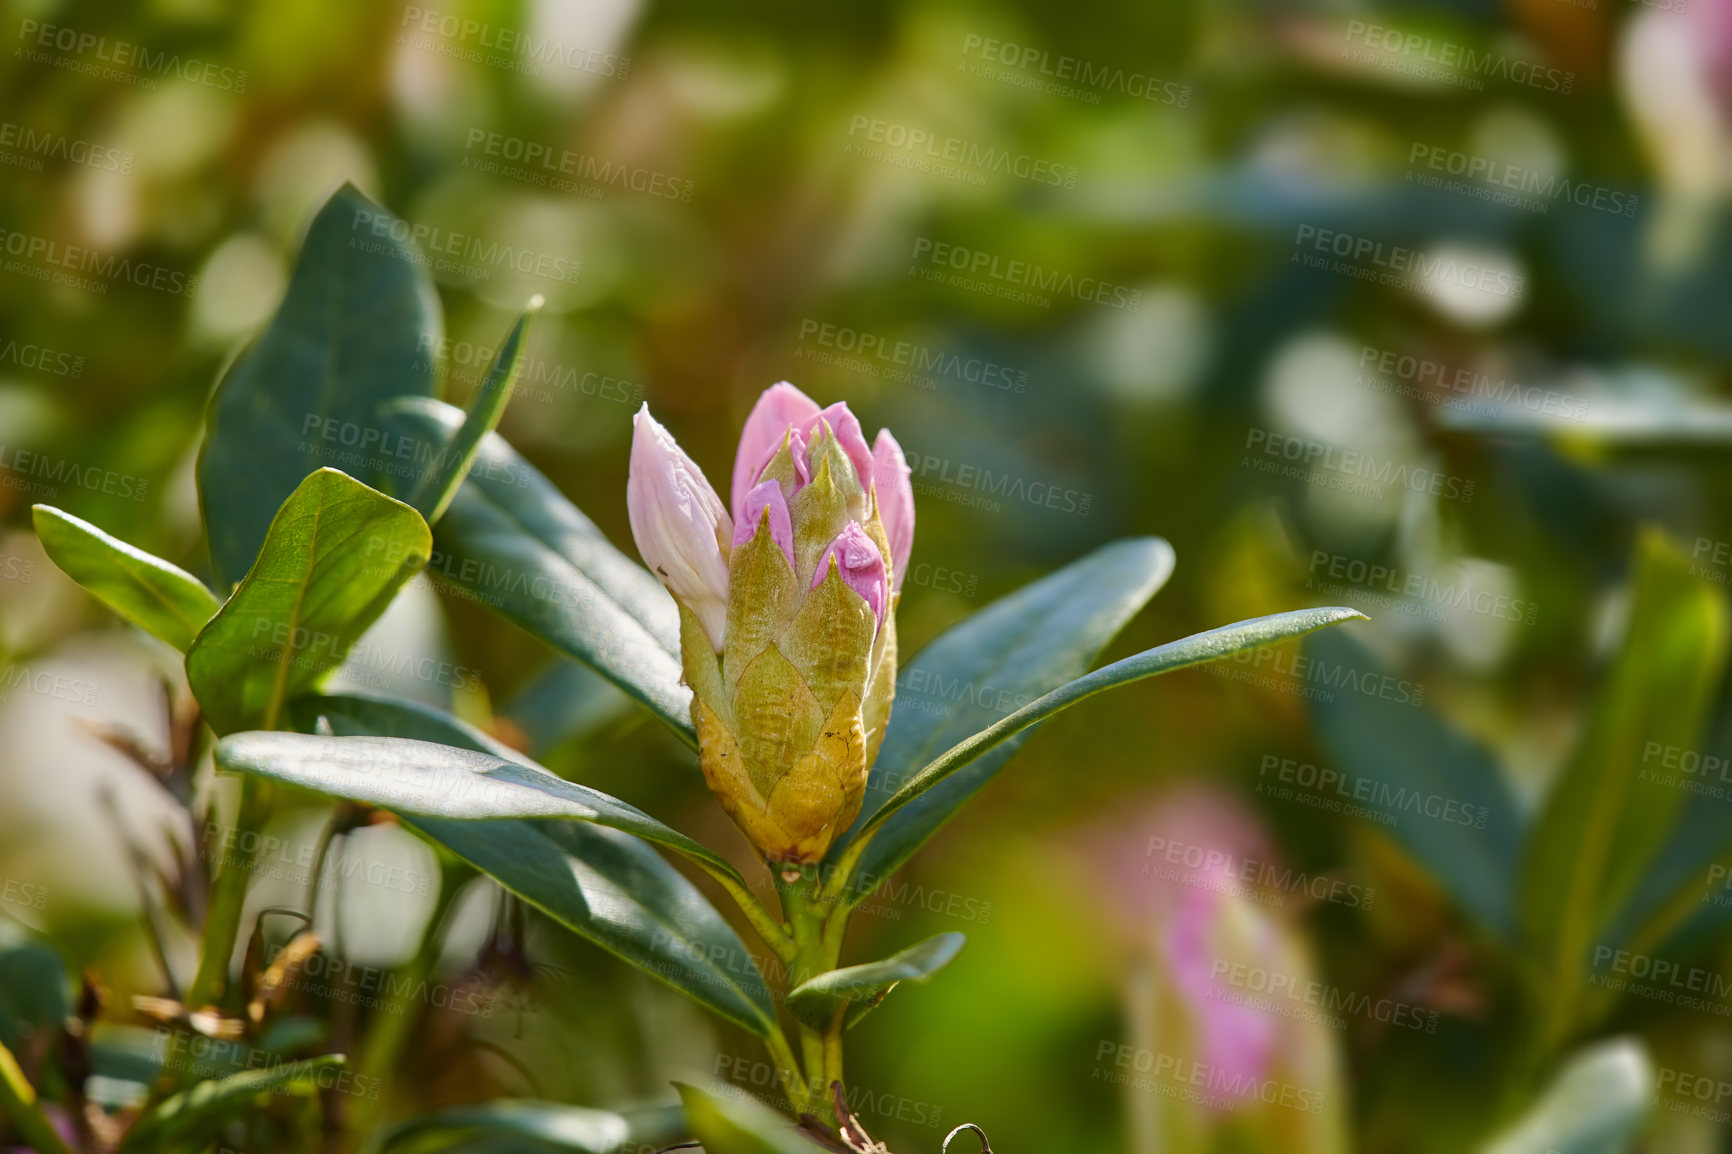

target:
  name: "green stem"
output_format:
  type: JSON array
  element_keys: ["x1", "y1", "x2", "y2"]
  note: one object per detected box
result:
[
  {"x1": 774, "y1": 864, "x2": 848, "y2": 1121},
  {"x1": 0, "y1": 1039, "x2": 74, "y2": 1154},
  {"x1": 701, "y1": 867, "x2": 796, "y2": 966},
  {"x1": 760, "y1": 1027, "x2": 809, "y2": 1116},
  {"x1": 186, "y1": 775, "x2": 270, "y2": 1009}
]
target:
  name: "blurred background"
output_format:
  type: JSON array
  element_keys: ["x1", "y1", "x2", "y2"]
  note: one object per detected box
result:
[{"x1": 1, "y1": 0, "x2": 1730, "y2": 1150}]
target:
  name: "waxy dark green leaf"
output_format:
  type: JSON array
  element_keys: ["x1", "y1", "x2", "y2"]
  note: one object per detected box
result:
[
  {"x1": 840, "y1": 605, "x2": 1365, "y2": 901},
  {"x1": 186, "y1": 468, "x2": 430, "y2": 734},
  {"x1": 215, "y1": 731, "x2": 749, "y2": 891},
  {"x1": 197, "y1": 183, "x2": 441, "y2": 590},
  {"x1": 674, "y1": 1083, "x2": 824, "y2": 1154},
  {"x1": 384, "y1": 398, "x2": 691, "y2": 742},
  {"x1": 32, "y1": 505, "x2": 219, "y2": 652},
  {"x1": 828, "y1": 538, "x2": 1175, "y2": 899},
  {"x1": 406, "y1": 298, "x2": 541, "y2": 525},
  {"x1": 371, "y1": 1100, "x2": 636, "y2": 1153},
  {"x1": 1307, "y1": 629, "x2": 1523, "y2": 940},
  {"x1": 280, "y1": 691, "x2": 779, "y2": 1037},
  {"x1": 787, "y1": 932, "x2": 963, "y2": 1029}
]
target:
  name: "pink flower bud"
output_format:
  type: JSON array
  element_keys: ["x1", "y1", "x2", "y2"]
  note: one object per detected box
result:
[
  {"x1": 732, "y1": 382, "x2": 821, "y2": 517},
  {"x1": 798, "y1": 402, "x2": 874, "y2": 490},
  {"x1": 813, "y1": 522, "x2": 888, "y2": 624},
  {"x1": 871, "y1": 429, "x2": 914, "y2": 589},
  {"x1": 1162, "y1": 873, "x2": 1279, "y2": 1109},
  {"x1": 732, "y1": 478, "x2": 795, "y2": 568},
  {"x1": 627, "y1": 405, "x2": 732, "y2": 651}
]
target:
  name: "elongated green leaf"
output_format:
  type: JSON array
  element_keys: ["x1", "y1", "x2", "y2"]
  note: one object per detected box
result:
[
  {"x1": 215, "y1": 731, "x2": 750, "y2": 892},
  {"x1": 1521, "y1": 531, "x2": 1728, "y2": 1040},
  {"x1": 827, "y1": 538, "x2": 1175, "y2": 897},
  {"x1": 836, "y1": 602, "x2": 1364, "y2": 906},
  {"x1": 787, "y1": 932, "x2": 963, "y2": 1029},
  {"x1": 121, "y1": 1055, "x2": 348, "y2": 1153},
  {"x1": 407, "y1": 298, "x2": 542, "y2": 525},
  {"x1": 1307, "y1": 630, "x2": 1523, "y2": 940},
  {"x1": 197, "y1": 183, "x2": 441, "y2": 590},
  {"x1": 186, "y1": 468, "x2": 430, "y2": 734},
  {"x1": 371, "y1": 1100, "x2": 634, "y2": 1154},
  {"x1": 675, "y1": 1083, "x2": 825, "y2": 1154},
  {"x1": 1477, "y1": 1039, "x2": 1652, "y2": 1154},
  {"x1": 419, "y1": 817, "x2": 777, "y2": 1036},
  {"x1": 383, "y1": 398, "x2": 691, "y2": 743},
  {"x1": 0, "y1": 942, "x2": 68, "y2": 1053},
  {"x1": 278, "y1": 692, "x2": 778, "y2": 1037},
  {"x1": 32, "y1": 505, "x2": 220, "y2": 652}
]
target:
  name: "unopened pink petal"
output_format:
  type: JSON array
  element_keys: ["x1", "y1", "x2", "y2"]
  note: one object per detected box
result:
[
  {"x1": 731, "y1": 382, "x2": 821, "y2": 518},
  {"x1": 798, "y1": 402, "x2": 874, "y2": 490},
  {"x1": 871, "y1": 428, "x2": 914, "y2": 588},
  {"x1": 628, "y1": 405, "x2": 732, "y2": 649},
  {"x1": 732, "y1": 479, "x2": 795, "y2": 568},
  {"x1": 812, "y1": 522, "x2": 888, "y2": 624}
]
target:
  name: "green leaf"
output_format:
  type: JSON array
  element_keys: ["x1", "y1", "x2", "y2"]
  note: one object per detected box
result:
[
  {"x1": 185, "y1": 468, "x2": 431, "y2": 734},
  {"x1": 787, "y1": 932, "x2": 963, "y2": 1029},
  {"x1": 383, "y1": 398, "x2": 692, "y2": 744},
  {"x1": 836, "y1": 604, "x2": 1363, "y2": 906},
  {"x1": 32, "y1": 505, "x2": 220, "y2": 652},
  {"x1": 214, "y1": 731, "x2": 751, "y2": 893},
  {"x1": 370, "y1": 1100, "x2": 634, "y2": 1154},
  {"x1": 1521, "y1": 530, "x2": 1728, "y2": 1040},
  {"x1": 674, "y1": 1083, "x2": 826, "y2": 1154},
  {"x1": 500, "y1": 658, "x2": 634, "y2": 755},
  {"x1": 406, "y1": 298, "x2": 542, "y2": 525},
  {"x1": 1307, "y1": 629, "x2": 1523, "y2": 940},
  {"x1": 827, "y1": 538, "x2": 1175, "y2": 896},
  {"x1": 275, "y1": 692, "x2": 779, "y2": 1038},
  {"x1": 120, "y1": 1055, "x2": 348, "y2": 1153},
  {"x1": 196, "y1": 183, "x2": 442, "y2": 590},
  {"x1": 0, "y1": 941, "x2": 69, "y2": 1053},
  {"x1": 1477, "y1": 1039, "x2": 1652, "y2": 1154}
]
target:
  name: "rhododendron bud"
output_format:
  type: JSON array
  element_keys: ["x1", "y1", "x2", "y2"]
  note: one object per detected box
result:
[
  {"x1": 637, "y1": 383, "x2": 915, "y2": 862},
  {"x1": 627, "y1": 406, "x2": 731, "y2": 651},
  {"x1": 871, "y1": 429, "x2": 914, "y2": 588}
]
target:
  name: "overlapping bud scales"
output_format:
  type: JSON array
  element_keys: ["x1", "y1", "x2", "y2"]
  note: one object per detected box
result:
[{"x1": 627, "y1": 383, "x2": 916, "y2": 862}]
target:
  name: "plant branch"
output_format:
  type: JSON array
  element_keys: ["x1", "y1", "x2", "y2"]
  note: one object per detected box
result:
[{"x1": 186, "y1": 775, "x2": 270, "y2": 1009}]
